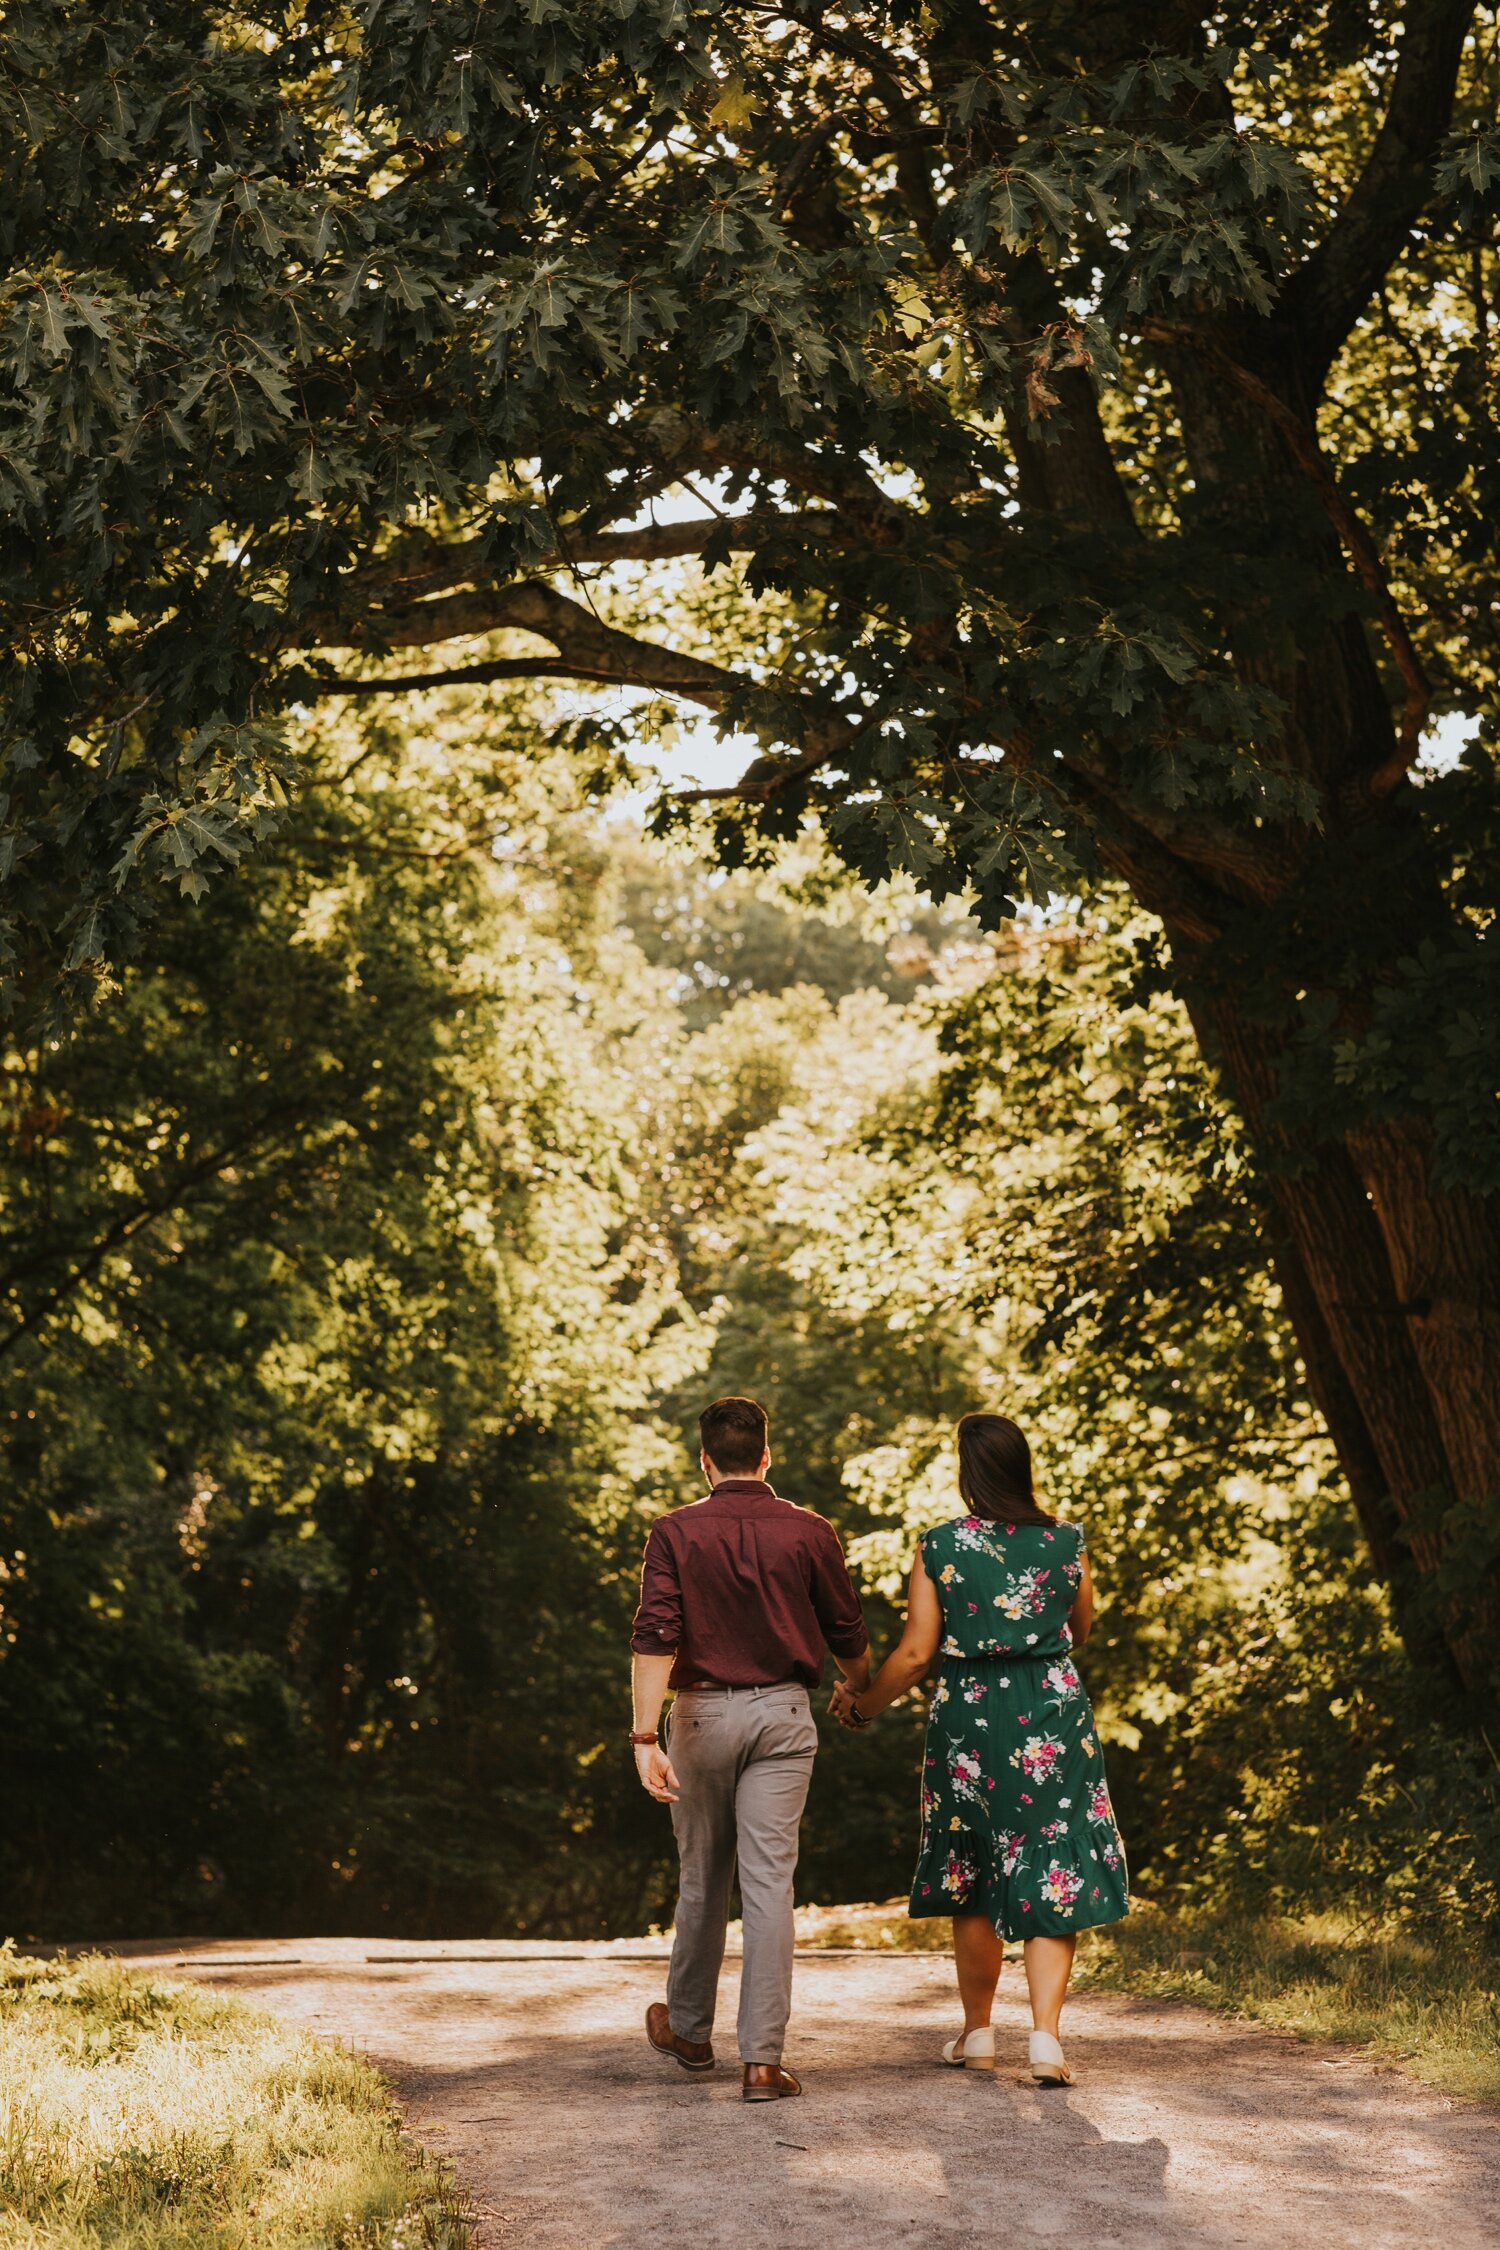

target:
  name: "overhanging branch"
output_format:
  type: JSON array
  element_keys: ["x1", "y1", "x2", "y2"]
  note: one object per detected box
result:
[
  {"x1": 300, "y1": 581, "x2": 739, "y2": 707},
  {"x1": 301, "y1": 582, "x2": 877, "y2": 784},
  {"x1": 1283, "y1": 1, "x2": 1476, "y2": 381},
  {"x1": 312, "y1": 657, "x2": 725, "y2": 698},
  {"x1": 347, "y1": 510, "x2": 852, "y2": 606}
]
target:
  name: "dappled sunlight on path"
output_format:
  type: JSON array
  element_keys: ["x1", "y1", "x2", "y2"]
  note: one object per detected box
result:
[{"x1": 113, "y1": 1941, "x2": 1499, "y2": 2250}]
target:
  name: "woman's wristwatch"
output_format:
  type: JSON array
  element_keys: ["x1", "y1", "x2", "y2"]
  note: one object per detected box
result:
[{"x1": 843, "y1": 1698, "x2": 871, "y2": 1728}]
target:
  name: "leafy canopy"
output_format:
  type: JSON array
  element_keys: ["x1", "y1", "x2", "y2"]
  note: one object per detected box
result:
[{"x1": 4, "y1": 3, "x2": 1497, "y2": 1026}]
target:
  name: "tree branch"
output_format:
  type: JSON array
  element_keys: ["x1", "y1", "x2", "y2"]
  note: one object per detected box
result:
[
  {"x1": 334, "y1": 410, "x2": 920, "y2": 638},
  {"x1": 679, "y1": 738, "x2": 1231, "y2": 941},
  {"x1": 1284, "y1": 2, "x2": 1477, "y2": 382},
  {"x1": 1039, "y1": 762, "x2": 1228, "y2": 947},
  {"x1": 346, "y1": 510, "x2": 851, "y2": 606},
  {"x1": 627, "y1": 409, "x2": 913, "y2": 538},
  {"x1": 310, "y1": 655, "x2": 732, "y2": 699},
  {"x1": 301, "y1": 582, "x2": 879, "y2": 790},
  {"x1": 302, "y1": 581, "x2": 743, "y2": 706},
  {"x1": 669, "y1": 701, "x2": 884, "y2": 803}
]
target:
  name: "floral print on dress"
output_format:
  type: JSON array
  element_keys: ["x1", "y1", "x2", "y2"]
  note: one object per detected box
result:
[
  {"x1": 911, "y1": 1517, "x2": 1128, "y2": 1942},
  {"x1": 1040, "y1": 1861, "x2": 1085, "y2": 1914},
  {"x1": 949, "y1": 1746, "x2": 985, "y2": 1800},
  {"x1": 995, "y1": 1828, "x2": 1026, "y2": 1876},
  {"x1": 994, "y1": 1566, "x2": 1052, "y2": 1622},
  {"x1": 943, "y1": 1849, "x2": 979, "y2": 1898},
  {"x1": 1013, "y1": 1733, "x2": 1065, "y2": 1784}
]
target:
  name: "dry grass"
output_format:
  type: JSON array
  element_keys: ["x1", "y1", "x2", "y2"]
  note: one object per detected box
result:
[
  {"x1": 792, "y1": 1896, "x2": 1500, "y2": 2102},
  {"x1": 0, "y1": 1946, "x2": 475, "y2": 2249}
]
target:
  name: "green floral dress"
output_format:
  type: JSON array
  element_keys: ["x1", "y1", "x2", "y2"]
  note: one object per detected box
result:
[{"x1": 908, "y1": 1515, "x2": 1130, "y2": 1941}]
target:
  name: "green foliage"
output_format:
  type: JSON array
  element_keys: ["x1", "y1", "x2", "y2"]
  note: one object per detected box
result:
[
  {"x1": 1159, "y1": 1557, "x2": 1500, "y2": 1933},
  {"x1": 0, "y1": 703, "x2": 701, "y2": 1936},
  {"x1": 2, "y1": 0, "x2": 1497, "y2": 1993},
  {"x1": 2, "y1": 694, "x2": 1492, "y2": 1944},
  {"x1": 5, "y1": 3, "x2": 1495, "y2": 1010},
  {"x1": 6, "y1": 20, "x2": 1497, "y2": 1650},
  {"x1": 749, "y1": 905, "x2": 1323, "y2": 1700}
]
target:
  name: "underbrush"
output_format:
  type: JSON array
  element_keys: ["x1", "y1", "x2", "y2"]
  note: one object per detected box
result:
[
  {"x1": 0, "y1": 1947, "x2": 474, "y2": 2249},
  {"x1": 793, "y1": 1897, "x2": 1500, "y2": 2101}
]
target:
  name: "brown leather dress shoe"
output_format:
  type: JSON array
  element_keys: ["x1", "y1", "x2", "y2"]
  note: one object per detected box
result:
[
  {"x1": 742, "y1": 2064, "x2": 802, "y2": 2102},
  {"x1": 646, "y1": 2002, "x2": 715, "y2": 2072}
]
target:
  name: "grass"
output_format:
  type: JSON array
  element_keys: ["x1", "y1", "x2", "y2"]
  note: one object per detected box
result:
[
  {"x1": 791, "y1": 1896, "x2": 1500, "y2": 2102},
  {"x1": 0, "y1": 1945, "x2": 476, "y2": 2250}
]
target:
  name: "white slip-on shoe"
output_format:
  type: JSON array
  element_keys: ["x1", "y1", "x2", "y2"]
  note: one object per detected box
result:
[
  {"x1": 1027, "y1": 2030, "x2": 1072, "y2": 2086},
  {"x1": 941, "y1": 2025, "x2": 996, "y2": 2070}
]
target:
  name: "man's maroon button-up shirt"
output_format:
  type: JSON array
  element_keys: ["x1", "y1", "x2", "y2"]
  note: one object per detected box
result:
[{"x1": 630, "y1": 1479, "x2": 869, "y2": 1690}]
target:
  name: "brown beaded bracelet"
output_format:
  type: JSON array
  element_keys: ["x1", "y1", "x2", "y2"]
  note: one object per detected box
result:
[{"x1": 628, "y1": 1729, "x2": 659, "y2": 1746}]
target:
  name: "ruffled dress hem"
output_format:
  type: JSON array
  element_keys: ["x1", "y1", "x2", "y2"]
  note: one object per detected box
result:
[{"x1": 907, "y1": 1886, "x2": 1130, "y2": 1942}]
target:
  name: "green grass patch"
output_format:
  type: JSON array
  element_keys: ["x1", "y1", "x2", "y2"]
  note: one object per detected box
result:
[
  {"x1": 1076, "y1": 1904, "x2": 1500, "y2": 2104},
  {"x1": 0, "y1": 1946, "x2": 475, "y2": 2249},
  {"x1": 793, "y1": 1897, "x2": 1500, "y2": 2102}
]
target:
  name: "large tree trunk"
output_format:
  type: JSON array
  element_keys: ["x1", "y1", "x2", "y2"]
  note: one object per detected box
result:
[
  {"x1": 999, "y1": 336, "x2": 1496, "y2": 1685},
  {"x1": 1091, "y1": 304, "x2": 1500, "y2": 1697},
  {"x1": 1195, "y1": 985, "x2": 1495, "y2": 1689},
  {"x1": 1348, "y1": 1121, "x2": 1500, "y2": 1508}
]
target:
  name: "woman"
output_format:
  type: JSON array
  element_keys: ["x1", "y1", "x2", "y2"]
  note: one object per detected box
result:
[{"x1": 831, "y1": 1412, "x2": 1128, "y2": 2084}]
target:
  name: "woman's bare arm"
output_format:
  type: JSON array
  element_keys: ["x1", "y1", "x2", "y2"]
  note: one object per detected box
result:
[{"x1": 834, "y1": 1547, "x2": 944, "y2": 1721}]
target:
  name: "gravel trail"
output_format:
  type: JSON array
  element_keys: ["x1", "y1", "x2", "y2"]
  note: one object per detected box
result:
[{"x1": 111, "y1": 1937, "x2": 1499, "y2": 2250}]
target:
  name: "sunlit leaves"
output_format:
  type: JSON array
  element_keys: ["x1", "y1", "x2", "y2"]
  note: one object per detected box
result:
[
  {"x1": 2, "y1": 0, "x2": 1497, "y2": 1266},
  {"x1": 0, "y1": 703, "x2": 704, "y2": 1931}
]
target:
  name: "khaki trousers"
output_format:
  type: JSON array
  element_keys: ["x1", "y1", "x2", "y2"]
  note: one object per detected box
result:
[{"x1": 664, "y1": 1682, "x2": 818, "y2": 2065}]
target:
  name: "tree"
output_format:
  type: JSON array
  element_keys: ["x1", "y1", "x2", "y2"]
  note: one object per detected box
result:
[
  {"x1": 0, "y1": 704, "x2": 702, "y2": 1937},
  {"x1": 3, "y1": 4, "x2": 1498, "y2": 1684}
]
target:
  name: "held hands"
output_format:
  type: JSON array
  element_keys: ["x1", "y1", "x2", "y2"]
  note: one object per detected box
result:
[
  {"x1": 634, "y1": 1742, "x2": 680, "y2": 1804},
  {"x1": 828, "y1": 1680, "x2": 869, "y2": 1732}
]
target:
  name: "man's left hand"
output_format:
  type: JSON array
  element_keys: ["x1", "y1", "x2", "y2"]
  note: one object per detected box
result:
[{"x1": 635, "y1": 1742, "x2": 680, "y2": 1804}]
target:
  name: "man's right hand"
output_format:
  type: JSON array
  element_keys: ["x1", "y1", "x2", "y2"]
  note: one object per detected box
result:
[{"x1": 635, "y1": 1743, "x2": 680, "y2": 1804}]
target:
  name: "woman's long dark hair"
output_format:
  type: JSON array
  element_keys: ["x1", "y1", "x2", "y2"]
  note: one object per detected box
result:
[{"x1": 956, "y1": 1413, "x2": 1055, "y2": 1527}]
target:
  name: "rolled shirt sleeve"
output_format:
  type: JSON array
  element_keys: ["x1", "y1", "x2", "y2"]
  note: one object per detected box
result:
[
  {"x1": 809, "y1": 1521, "x2": 869, "y2": 1658},
  {"x1": 630, "y1": 1521, "x2": 683, "y2": 1655}
]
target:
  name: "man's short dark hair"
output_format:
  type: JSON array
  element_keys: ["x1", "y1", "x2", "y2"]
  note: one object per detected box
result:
[{"x1": 699, "y1": 1396, "x2": 769, "y2": 1476}]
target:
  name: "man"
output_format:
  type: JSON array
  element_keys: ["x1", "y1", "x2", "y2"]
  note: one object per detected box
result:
[{"x1": 630, "y1": 1395, "x2": 871, "y2": 2102}]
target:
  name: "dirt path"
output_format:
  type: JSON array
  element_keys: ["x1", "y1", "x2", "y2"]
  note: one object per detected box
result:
[{"x1": 114, "y1": 1937, "x2": 1497, "y2": 2250}]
